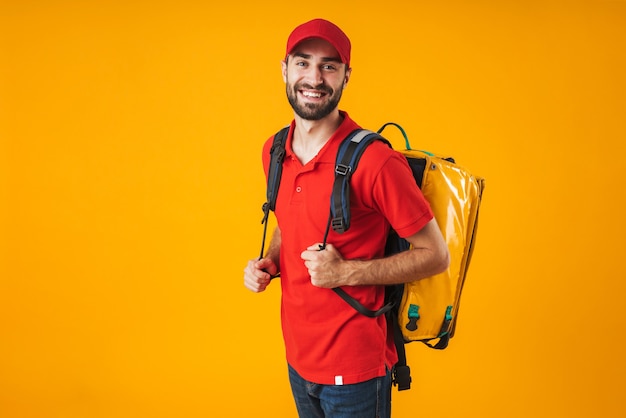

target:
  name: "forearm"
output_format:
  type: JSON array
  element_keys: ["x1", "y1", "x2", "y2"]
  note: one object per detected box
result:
[
  {"x1": 342, "y1": 247, "x2": 448, "y2": 286},
  {"x1": 332, "y1": 219, "x2": 449, "y2": 287},
  {"x1": 303, "y1": 220, "x2": 450, "y2": 289},
  {"x1": 264, "y1": 227, "x2": 281, "y2": 268}
]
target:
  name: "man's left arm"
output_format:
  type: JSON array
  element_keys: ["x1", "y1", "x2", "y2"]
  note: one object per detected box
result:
[{"x1": 301, "y1": 218, "x2": 449, "y2": 288}]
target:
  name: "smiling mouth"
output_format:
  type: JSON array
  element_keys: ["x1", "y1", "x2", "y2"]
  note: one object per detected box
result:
[{"x1": 301, "y1": 90, "x2": 325, "y2": 99}]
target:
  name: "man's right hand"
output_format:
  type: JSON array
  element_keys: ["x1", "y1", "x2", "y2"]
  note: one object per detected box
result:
[{"x1": 243, "y1": 257, "x2": 278, "y2": 293}]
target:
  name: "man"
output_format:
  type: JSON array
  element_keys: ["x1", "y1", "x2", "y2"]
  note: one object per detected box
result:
[{"x1": 243, "y1": 18, "x2": 449, "y2": 417}]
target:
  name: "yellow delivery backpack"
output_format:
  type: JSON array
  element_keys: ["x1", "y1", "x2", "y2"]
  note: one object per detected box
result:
[
  {"x1": 390, "y1": 124, "x2": 485, "y2": 347},
  {"x1": 260, "y1": 122, "x2": 485, "y2": 391}
]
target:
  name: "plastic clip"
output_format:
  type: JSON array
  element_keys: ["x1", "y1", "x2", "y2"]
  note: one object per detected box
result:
[
  {"x1": 331, "y1": 217, "x2": 346, "y2": 233},
  {"x1": 335, "y1": 164, "x2": 351, "y2": 176},
  {"x1": 393, "y1": 365, "x2": 411, "y2": 391}
]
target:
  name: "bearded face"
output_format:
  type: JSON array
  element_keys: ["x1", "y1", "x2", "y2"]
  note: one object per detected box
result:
[{"x1": 282, "y1": 38, "x2": 350, "y2": 122}]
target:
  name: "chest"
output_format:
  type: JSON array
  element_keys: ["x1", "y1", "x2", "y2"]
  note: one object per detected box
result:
[
  {"x1": 274, "y1": 155, "x2": 388, "y2": 257},
  {"x1": 274, "y1": 157, "x2": 335, "y2": 228}
]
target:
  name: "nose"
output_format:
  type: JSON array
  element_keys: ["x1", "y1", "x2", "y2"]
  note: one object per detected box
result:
[{"x1": 304, "y1": 66, "x2": 324, "y2": 87}]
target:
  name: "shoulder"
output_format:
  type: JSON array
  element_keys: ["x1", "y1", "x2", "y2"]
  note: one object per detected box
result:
[
  {"x1": 263, "y1": 126, "x2": 290, "y2": 150},
  {"x1": 357, "y1": 137, "x2": 407, "y2": 173},
  {"x1": 343, "y1": 138, "x2": 411, "y2": 198},
  {"x1": 262, "y1": 134, "x2": 274, "y2": 155},
  {"x1": 262, "y1": 125, "x2": 292, "y2": 163}
]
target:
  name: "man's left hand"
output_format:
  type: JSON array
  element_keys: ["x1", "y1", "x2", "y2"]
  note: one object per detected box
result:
[{"x1": 300, "y1": 243, "x2": 348, "y2": 288}]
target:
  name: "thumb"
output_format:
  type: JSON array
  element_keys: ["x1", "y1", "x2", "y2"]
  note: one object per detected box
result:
[{"x1": 256, "y1": 257, "x2": 276, "y2": 272}]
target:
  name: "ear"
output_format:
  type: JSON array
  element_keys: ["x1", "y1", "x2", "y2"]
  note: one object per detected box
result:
[
  {"x1": 281, "y1": 59, "x2": 288, "y2": 83},
  {"x1": 343, "y1": 67, "x2": 352, "y2": 88}
]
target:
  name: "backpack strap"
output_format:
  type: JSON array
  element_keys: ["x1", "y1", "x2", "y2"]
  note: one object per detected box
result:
[
  {"x1": 333, "y1": 287, "x2": 396, "y2": 317},
  {"x1": 259, "y1": 126, "x2": 289, "y2": 259},
  {"x1": 390, "y1": 310, "x2": 412, "y2": 390},
  {"x1": 326, "y1": 129, "x2": 391, "y2": 236}
]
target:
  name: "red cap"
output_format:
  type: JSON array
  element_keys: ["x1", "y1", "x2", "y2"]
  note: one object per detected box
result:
[{"x1": 286, "y1": 19, "x2": 351, "y2": 67}]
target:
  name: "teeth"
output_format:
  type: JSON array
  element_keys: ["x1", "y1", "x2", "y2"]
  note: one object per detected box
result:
[{"x1": 302, "y1": 91, "x2": 322, "y2": 98}]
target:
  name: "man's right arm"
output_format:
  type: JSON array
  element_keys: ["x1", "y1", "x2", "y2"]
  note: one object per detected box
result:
[{"x1": 243, "y1": 227, "x2": 281, "y2": 293}]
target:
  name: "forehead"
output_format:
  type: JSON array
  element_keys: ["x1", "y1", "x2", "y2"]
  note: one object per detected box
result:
[{"x1": 289, "y1": 38, "x2": 342, "y2": 61}]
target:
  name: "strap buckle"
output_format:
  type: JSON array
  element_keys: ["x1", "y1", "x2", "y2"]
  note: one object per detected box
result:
[
  {"x1": 331, "y1": 217, "x2": 346, "y2": 233},
  {"x1": 335, "y1": 164, "x2": 351, "y2": 176}
]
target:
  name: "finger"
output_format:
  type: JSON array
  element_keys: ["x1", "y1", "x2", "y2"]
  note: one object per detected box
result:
[
  {"x1": 254, "y1": 257, "x2": 269, "y2": 270},
  {"x1": 253, "y1": 258, "x2": 276, "y2": 276},
  {"x1": 244, "y1": 260, "x2": 271, "y2": 284},
  {"x1": 301, "y1": 249, "x2": 313, "y2": 261},
  {"x1": 244, "y1": 279, "x2": 268, "y2": 293},
  {"x1": 244, "y1": 269, "x2": 270, "y2": 292}
]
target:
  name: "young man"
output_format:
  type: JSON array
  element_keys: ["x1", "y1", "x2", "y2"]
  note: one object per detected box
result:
[{"x1": 243, "y1": 18, "x2": 449, "y2": 417}]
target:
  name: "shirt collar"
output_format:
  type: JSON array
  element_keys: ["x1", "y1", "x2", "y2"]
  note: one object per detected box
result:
[{"x1": 284, "y1": 111, "x2": 361, "y2": 163}]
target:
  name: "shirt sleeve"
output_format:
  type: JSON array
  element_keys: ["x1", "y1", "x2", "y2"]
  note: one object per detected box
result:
[
  {"x1": 261, "y1": 136, "x2": 273, "y2": 179},
  {"x1": 370, "y1": 149, "x2": 434, "y2": 238}
]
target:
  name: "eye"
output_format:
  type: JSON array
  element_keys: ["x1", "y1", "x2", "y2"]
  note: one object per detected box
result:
[{"x1": 322, "y1": 64, "x2": 337, "y2": 71}]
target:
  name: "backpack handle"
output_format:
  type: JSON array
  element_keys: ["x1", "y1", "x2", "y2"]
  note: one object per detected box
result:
[{"x1": 377, "y1": 122, "x2": 411, "y2": 150}]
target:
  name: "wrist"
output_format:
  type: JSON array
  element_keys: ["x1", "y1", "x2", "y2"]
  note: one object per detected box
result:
[{"x1": 343, "y1": 259, "x2": 364, "y2": 286}]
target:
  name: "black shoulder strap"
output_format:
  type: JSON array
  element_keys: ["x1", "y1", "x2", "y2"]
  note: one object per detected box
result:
[
  {"x1": 259, "y1": 126, "x2": 289, "y2": 259},
  {"x1": 326, "y1": 129, "x2": 391, "y2": 236},
  {"x1": 391, "y1": 311, "x2": 411, "y2": 390}
]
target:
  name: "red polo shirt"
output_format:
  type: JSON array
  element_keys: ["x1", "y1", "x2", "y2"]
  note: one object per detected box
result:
[{"x1": 262, "y1": 111, "x2": 433, "y2": 385}]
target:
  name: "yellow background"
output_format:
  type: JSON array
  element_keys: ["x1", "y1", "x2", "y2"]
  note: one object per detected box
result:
[{"x1": 1, "y1": 0, "x2": 625, "y2": 417}]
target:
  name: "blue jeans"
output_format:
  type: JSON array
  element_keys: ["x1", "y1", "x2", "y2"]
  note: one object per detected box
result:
[{"x1": 288, "y1": 365, "x2": 392, "y2": 418}]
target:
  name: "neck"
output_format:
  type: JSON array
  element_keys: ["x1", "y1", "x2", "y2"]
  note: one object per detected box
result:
[{"x1": 291, "y1": 110, "x2": 343, "y2": 164}]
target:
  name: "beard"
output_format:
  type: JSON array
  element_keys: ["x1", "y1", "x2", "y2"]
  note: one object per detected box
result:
[{"x1": 286, "y1": 81, "x2": 344, "y2": 121}]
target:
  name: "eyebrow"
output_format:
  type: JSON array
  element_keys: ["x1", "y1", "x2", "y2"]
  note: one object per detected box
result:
[{"x1": 292, "y1": 52, "x2": 343, "y2": 63}]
